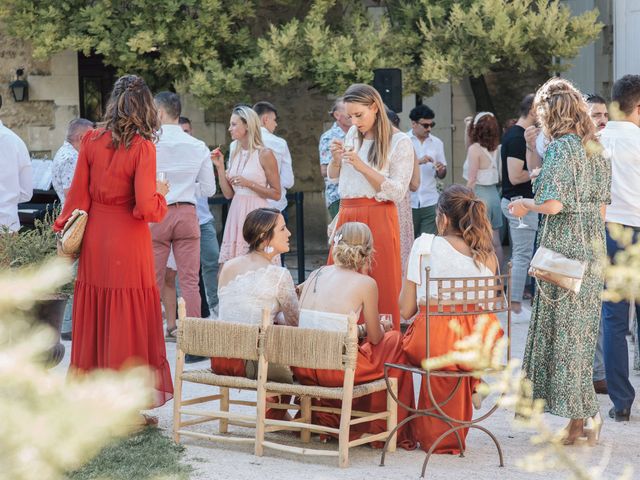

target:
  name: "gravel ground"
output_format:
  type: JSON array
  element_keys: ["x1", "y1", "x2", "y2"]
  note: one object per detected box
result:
[{"x1": 56, "y1": 313, "x2": 640, "y2": 480}]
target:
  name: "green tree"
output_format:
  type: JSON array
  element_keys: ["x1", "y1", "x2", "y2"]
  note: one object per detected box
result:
[{"x1": 0, "y1": 0, "x2": 602, "y2": 107}]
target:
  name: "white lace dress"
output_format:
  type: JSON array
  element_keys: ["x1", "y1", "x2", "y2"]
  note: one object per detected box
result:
[{"x1": 217, "y1": 265, "x2": 299, "y2": 326}]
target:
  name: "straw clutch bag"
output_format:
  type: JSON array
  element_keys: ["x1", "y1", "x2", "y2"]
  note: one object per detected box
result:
[{"x1": 57, "y1": 209, "x2": 88, "y2": 256}]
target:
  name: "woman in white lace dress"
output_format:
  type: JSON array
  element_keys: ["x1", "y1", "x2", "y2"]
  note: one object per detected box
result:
[
  {"x1": 211, "y1": 207, "x2": 298, "y2": 383},
  {"x1": 327, "y1": 84, "x2": 414, "y2": 330}
]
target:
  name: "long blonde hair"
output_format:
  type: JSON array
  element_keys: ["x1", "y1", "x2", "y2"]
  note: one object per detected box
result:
[
  {"x1": 230, "y1": 105, "x2": 264, "y2": 166},
  {"x1": 535, "y1": 78, "x2": 599, "y2": 150},
  {"x1": 343, "y1": 84, "x2": 393, "y2": 170}
]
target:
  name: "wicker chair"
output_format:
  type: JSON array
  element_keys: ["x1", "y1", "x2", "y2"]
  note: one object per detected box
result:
[
  {"x1": 172, "y1": 299, "x2": 276, "y2": 446},
  {"x1": 380, "y1": 264, "x2": 512, "y2": 477},
  {"x1": 254, "y1": 313, "x2": 398, "y2": 468}
]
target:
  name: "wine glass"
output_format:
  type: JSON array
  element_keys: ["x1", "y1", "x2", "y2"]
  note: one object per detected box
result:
[
  {"x1": 510, "y1": 195, "x2": 529, "y2": 229},
  {"x1": 379, "y1": 314, "x2": 393, "y2": 332},
  {"x1": 157, "y1": 171, "x2": 167, "y2": 182}
]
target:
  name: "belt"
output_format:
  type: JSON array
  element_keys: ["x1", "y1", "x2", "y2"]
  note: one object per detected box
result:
[{"x1": 168, "y1": 202, "x2": 195, "y2": 207}]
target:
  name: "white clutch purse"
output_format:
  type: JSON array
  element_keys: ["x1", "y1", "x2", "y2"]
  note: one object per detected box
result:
[{"x1": 528, "y1": 246, "x2": 586, "y2": 294}]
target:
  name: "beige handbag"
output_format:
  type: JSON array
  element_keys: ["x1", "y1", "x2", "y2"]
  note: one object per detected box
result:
[
  {"x1": 528, "y1": 141, "x2": 587, "y2": 298},
  {"x1": 57, "y1": 209, "x2": 88, "y2": 256}
]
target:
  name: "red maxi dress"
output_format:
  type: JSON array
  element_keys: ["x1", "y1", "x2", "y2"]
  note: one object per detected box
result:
[
  {"x1": 54, "y1": 130, "x2": 173, "y2": 407},
  {"x1": 328, "y1": 127, "x2": 415, "y2": 331}
]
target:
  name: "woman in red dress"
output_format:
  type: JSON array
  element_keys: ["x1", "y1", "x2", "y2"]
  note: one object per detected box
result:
[
  {"x1": 54, "y1": 75, "x2": 173, "y2": 416},
  {"x1": 326, "y1": 84, "x2": 414, "y2": 331}
]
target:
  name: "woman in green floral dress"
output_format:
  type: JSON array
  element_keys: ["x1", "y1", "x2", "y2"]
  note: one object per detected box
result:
[{"x1": 508, "y1": 78, "x2": 611, "y2": 445}]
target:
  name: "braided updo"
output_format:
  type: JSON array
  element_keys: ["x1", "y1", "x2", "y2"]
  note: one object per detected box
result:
[{"x1": 331, "y1": 222, "x2": 374, "y2": 272}]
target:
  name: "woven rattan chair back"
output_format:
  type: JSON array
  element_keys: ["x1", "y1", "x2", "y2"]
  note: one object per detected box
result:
[
  {"x1": 263, "y1": 313, "x2": 358, "y2": 370},
  {"x1": 178, "y1": 316, "x2": 260, "y2": 360}
]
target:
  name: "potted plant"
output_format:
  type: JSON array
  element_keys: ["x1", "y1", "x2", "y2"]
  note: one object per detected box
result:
[{"x1": 0, "y1": 207, "x2": 73, "y2": 366}]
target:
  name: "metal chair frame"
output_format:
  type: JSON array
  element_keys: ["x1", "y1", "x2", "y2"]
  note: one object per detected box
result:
[{"x1": 380, "y1": 263, "x2": 512, "y2": 478}]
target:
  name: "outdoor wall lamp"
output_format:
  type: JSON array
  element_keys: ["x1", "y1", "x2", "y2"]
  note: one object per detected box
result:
[{"x1": 10, "y1": 68, "x2": 28, "y2": 102}]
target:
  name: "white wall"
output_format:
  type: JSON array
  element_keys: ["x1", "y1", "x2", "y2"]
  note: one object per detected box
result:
[{"x1": 614, "y1": 0, "x2": 640, "y2": 79}]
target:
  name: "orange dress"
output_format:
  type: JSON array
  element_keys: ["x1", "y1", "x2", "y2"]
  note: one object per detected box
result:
[
  {"x1": 403, "y1": 306, "x2": 503, "y2": 453},
  {"x1": 293, "y1": 329, "x2": 416, "y2": 450},
  {"x1": 53, "y1": 130, "x2": 173, "y2": 407}
]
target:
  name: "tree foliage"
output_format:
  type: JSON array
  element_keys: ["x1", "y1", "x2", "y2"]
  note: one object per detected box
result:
[{"x1": 0, "y1": 0, "x2": 602, "y2": 105}]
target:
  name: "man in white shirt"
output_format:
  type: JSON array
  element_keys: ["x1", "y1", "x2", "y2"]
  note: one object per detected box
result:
[
  {"x1": 0, "y1": 95, "x2": 32, "y2": 232},
  {"x1": 408, "y1": 104, "x2": 447, "y2": 236},
  {"x1": 151, "y1": 92, "x2": 216, "y2": 322},
  {"x1": 253, "y1": 101, "x2": 294, "y2": 218},
  {"x1": 600, "y1": 75, "x2": 640, "y2": 422},
  {"x1": 51, "y1": 118, "x2": 94, "y2": 205}
]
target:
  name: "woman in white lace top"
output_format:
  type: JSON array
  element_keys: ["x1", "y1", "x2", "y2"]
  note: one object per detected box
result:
[
  {"x1": 326, "y1": 84, "x2": 414, "y2": 331},
  {"x1": 211, "y1": 207, "x2": 299, "y2": 384}
]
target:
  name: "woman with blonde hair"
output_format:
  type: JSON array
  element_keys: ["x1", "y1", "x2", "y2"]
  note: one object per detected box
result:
[
  {"x1": 212, "y1": 106, "x2": 281, "y2": 264},
  {"x1": 400, "y1": 184, "x2": 503, "y2": 453},
  {"x1": 463, "y1": 112, "x2": 504, "y2": 266},
  {"x1": 293, "y1": 222, "x2": 415, "y2": 449},
  {"x1": 54, "y1": 75, "x2": 173, "y2": 421},
  {"x1": 509, "y1": 77, "x2": 610, "y2": 444},
  {"x1": 327, "y1": 84, "x2": 414, "y2": 330}
]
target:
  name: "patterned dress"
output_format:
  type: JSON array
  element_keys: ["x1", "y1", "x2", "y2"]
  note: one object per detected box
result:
[{"x1": 523, "y1": 134, "x2": 611, "y2": 418}]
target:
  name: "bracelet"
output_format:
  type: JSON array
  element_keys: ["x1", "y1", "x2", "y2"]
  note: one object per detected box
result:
[
  {"x1": 357, "y1": 324, "x2": 367, "y2": 339},
  {"x1": 526, "y1": 145, "x2": 534, "y2": 153}
]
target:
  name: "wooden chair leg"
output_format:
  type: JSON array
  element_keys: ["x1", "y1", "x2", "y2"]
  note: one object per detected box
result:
[
  {"x1": 219, "y1": 387, "x2": 229, "y2": 433},
  {"x1": 386, "y1": 378, "x2": 398, "y2": 453},
  {"x1": 173, "y1": 349, "x2": 185, "y2": 443},
  {"x1": 300, "y1": 396, "x2": 312, "y2": 443}
]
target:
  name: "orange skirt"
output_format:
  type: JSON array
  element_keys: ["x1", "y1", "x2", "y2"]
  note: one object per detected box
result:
[
  {"x1": 402, "y1": 305, "x2": 503, "y2": 454},
  {"x1": 293, "y1": 330, "x2": 416, "y2": 449},
  {"x1": 328, "y1": 198, "x2": 402, "y2": 330}
]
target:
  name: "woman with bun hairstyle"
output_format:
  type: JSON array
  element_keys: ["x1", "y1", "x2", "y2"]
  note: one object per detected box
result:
[
  {"x1": 327, "y1": 84, "x2": 414, "y2": 330},
  {"x1": 400, "y1": 185, "x2": 503, "y2": 454},
  {"x1": 293, "y1": 222, "x2": 416, "y2": 449}
]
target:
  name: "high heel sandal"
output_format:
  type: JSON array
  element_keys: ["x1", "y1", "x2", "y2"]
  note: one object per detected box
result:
[
  {"x1": 584, "y1": 412, "x2": 603, "y2": 446},
  {"x1": 560, "y1": 419, "x2": 585, "y2": 446}
]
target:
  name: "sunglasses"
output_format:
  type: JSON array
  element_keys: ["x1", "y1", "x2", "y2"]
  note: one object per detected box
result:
[{"x1": 418, "y1": 121, "x2": 435, "y2": 129}]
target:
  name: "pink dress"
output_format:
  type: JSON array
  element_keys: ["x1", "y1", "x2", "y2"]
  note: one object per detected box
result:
[{"x1": 219, "y1": 148, "x2": 269, "y2": 263}]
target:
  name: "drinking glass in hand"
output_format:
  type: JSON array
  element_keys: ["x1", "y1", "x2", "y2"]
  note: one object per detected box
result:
[
  {"x1": 156, "y1": 171, "x2": 167, "y2": 182},
  {"x1": 379, "y1": 314, "x2": 393, "y2": 332},
  {"x1": 510, "y1": 196, "x2": 529, "y2": 229}
]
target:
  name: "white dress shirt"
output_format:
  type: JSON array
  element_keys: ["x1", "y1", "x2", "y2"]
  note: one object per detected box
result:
[
  {"x1": 261, "y1": 127, "x2": 294, "y2": 211},
  {"x1": 155, "y1": 124, "x2": 216, "y2": 205},
  {"x1": 601, "y1": 121, "x2": 640, "y2": 227},
  {"x1": 407, "y1": 131, "x2": 447, "y2": 208},
  {"x1": 51, "y1": 141, "x2": 78, "y2": 204},
  {"x1": 0, "y1": 120, "x2": 32, "y2": 231},
  {"x1": 330, "y1": 126, "x2": 413, "y2": 203}
]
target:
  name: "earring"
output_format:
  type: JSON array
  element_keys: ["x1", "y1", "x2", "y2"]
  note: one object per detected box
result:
[{"x1": 264, "y1": 245, "x2": 274, "y2": 254}]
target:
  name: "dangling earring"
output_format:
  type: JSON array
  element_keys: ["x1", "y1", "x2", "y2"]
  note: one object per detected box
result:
[{"x1": 264, "y1": 245, "x2": 274, "y2": 254}]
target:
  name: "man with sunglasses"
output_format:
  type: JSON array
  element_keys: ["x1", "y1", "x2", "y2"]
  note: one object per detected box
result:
[{"x1": 408, "y1": 104, "x2": 447, "y2": 236}]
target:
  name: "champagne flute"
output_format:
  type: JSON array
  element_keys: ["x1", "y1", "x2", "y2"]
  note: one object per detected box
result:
[{"x1": 510, "y1": 195, "x2": 529, "y2": 229}]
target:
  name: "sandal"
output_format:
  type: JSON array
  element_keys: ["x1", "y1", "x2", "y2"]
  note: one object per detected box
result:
[{"x1": 165, "y1": 326, "x2": 178, "y2": 342}]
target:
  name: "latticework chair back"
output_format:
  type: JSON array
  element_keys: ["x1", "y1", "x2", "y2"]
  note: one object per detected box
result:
[
  {"x1": 263, "y1": 313, "x2": 358, "y2": 371},
  {"x1": 178, "y1": 317, "x2": 260, "y2": 360}
]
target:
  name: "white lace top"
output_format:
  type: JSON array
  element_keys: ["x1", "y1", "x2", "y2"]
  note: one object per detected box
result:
[
  {"x1": 407, "y1": 234, "x2": 495, "y2": 305},
  {"x1": 217, "y1": 265, "x2": 299, "y2": 326},
  {"x1": 330, "y1": 126, "x2": 414, "y2": 203},
  {"x1": 462, "y1": 144, "x2": 500, "y2": 186}
]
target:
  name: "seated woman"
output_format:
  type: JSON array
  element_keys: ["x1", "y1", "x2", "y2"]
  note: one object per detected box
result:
[
  {"x1": 293, "y1": 222, "x2": 416, "y2": 449},
  {"x1": 400, "y1": 184, "x2": 503, "y2": 454},
  {"x1": 211, "y1": 207, "x2": 298, "y2": 394}
]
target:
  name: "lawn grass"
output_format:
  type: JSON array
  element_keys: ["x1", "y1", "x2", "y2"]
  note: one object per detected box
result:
[{"x1": 67, "y1": 427, "x2": 192, "y2": 480}]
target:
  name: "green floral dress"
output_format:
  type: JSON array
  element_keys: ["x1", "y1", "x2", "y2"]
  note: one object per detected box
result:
[{"x1": 523, "y1": 134, "x2": 611, "y2": 419}]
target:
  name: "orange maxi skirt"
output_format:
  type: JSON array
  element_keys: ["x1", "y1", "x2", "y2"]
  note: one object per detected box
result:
[
  {"x1": 328, "y1": 198, "x2": 402, "y2": 330},
  {"x1": 402, "y1": 305, "x2": 503, "y2": 454},
  {"x1": 293, "y1": 330, "x2": 416, "y2": 449}
]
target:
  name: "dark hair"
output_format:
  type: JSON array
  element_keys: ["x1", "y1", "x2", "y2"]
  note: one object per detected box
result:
[
  {"x1": 518, "y1": 93, "x2": 535, "y2": 118},
  {"x1": 385, "y1": 107, "x2": 400, "y2": 128},
  {"x1": 471, "y1": 114, "x2": 500, "y2": 151},
  {"x1": 178, "y1": 116, "x2": 191, "y2": 125},
  {"x1": 436, "y1": 185, "x2": 495, "y2": 269},
  {"x1": 154, "y1": 91, "x2": 181, "y2": 120},
  {"x1": 584, "y1": 93, "x2": 606, "y2": 105},
  {"x1": 243, "y1": 207, "x2": 281, "y2": 252},
  {"x1": 253, "y1": 101, "x2": 278, "y2": 118},
  {"x1": 612, "y1": 75, "x2": 640, "y2": 116},
  {"x1": 409, "y1": 104, "x2": 435, "y2": 122},
  {"x1": 100, "y1": 75, "x2": 159, "y2": 149}
]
